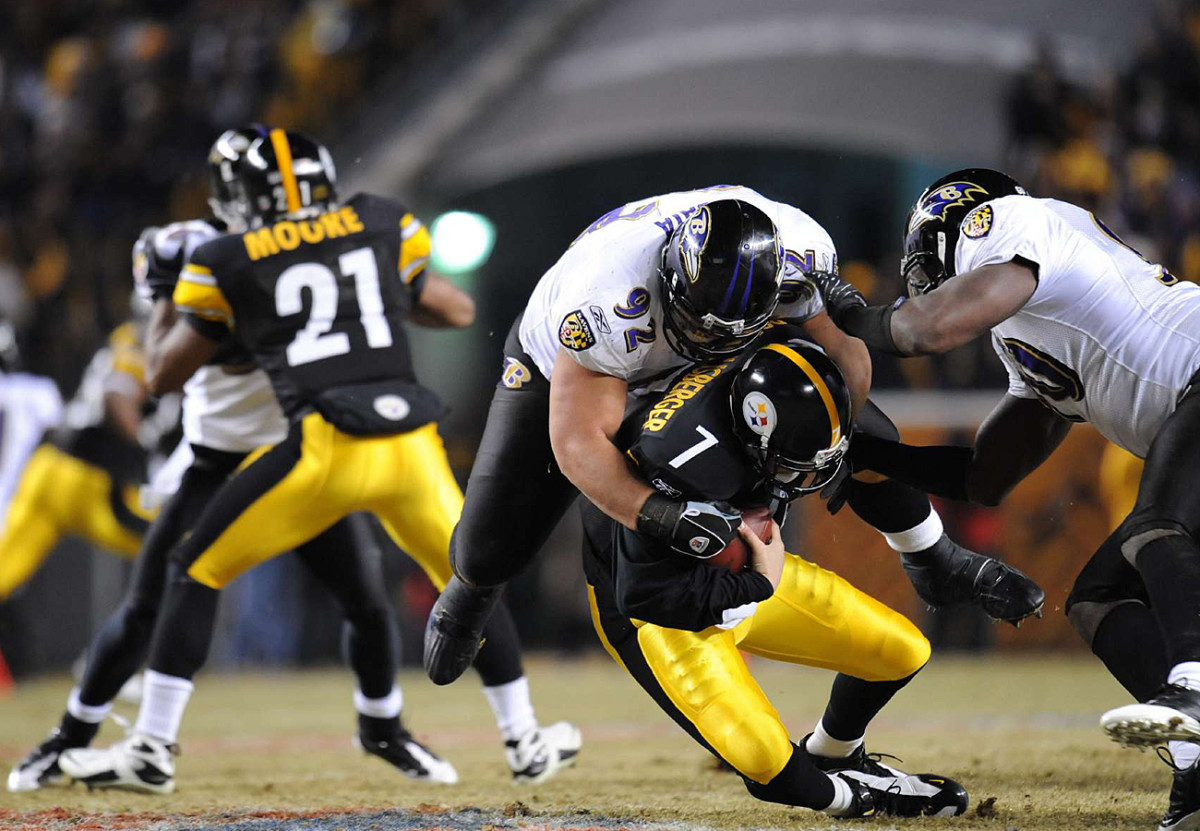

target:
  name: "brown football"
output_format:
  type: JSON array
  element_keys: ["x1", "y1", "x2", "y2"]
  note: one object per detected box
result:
[{"x1": 707, "y1": 506, "x2": 774, "y2": 572}]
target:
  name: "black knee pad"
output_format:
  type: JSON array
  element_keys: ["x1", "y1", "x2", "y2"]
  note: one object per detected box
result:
[
  {"x1": 1117, "y1": 513, "x2": 1192, "y2": 566},
  {"x1": 449, "y1": 524, "x2": 510, "y2": 588}
]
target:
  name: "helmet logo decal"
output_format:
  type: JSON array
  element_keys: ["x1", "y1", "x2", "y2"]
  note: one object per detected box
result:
[
  {"x1": 678, "y1": 205, "x2": 712, "y2": 283},
  {"x1": 907, "y1": 181, "x2": 988, "y2": 234},
  {"x1": 743, "y1": 391, "x2": 778, "y2": 440},
  {"x1": 961, "y1": 204, "x2": 993, "y2": 239}
]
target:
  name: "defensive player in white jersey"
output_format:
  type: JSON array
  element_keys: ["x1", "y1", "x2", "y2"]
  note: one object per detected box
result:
[
  {"x1": 814, "y1": 168, "x2": 1200, "y2": 831},
  {"x1": 9, "y1": 128, "x2": 577, "y2": 795},
  {"x1": 425, "y1": 187, "x2": 1044, "y2": 685}
]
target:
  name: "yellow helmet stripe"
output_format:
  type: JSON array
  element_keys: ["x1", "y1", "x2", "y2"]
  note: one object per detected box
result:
[
  {"x1": 269, "y1": 128, "x2": 302, "y2": 214},
  {"x1": 762, "y1": 343, "x2": 842, "y2": 448}
]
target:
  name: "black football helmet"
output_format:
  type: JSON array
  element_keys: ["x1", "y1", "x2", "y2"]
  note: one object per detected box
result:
[
  {"x1": 901, "y1": 168, "x2": 1026, "y2": 297},
  {"x1": 231, "y1": 129, "x2": 337, "y2": 228},
  {"x1": 660, "y1": 199, "x2": 784, "y2": 360},
  {"x1": 731, "y1": 339, "x2": 852, "y2": 497},
  {"x1": 207, "y1": 125, "x2": 269, "y2": 231}
]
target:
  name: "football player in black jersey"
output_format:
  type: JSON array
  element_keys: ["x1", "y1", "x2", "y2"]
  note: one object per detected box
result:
[
  {"x1": 47, "y1": 129, "x2": 578, "y2": 794},
  {"x1": 583, "y1": 325, "x2": 968, "y2": 819}
]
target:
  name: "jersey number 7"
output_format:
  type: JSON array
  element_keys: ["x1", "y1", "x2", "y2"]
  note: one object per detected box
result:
[{"x1": 276, "y1": 247, "x2": 392, "y2": 366}]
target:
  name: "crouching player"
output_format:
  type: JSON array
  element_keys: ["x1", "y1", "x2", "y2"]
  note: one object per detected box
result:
[{"x1": 582, "y1": 330, "x2": 969, "y2": 818}]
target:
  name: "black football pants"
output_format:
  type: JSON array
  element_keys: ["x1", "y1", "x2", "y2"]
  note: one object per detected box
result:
[
  {"x1": 77, "y1": 444, "x2": 399, "y2": 705},
  {"x1": 450, "y1": 319, "x2": 579, "y2": 588}
]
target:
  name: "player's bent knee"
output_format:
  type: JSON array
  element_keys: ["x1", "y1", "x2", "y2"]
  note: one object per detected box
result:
[
  {"x1": 1117, "y1": 512, "x2": 1192, "y2": 566},
  {"x1": 1065, "y1": 597, "x2": 1142, "y2": 647},
  {"x1": 719, "y1": 710, "x2": 794, "y2": 785},
  {"x1": 882, "y1": 622, "x2": 931, "y2": 681},
  {"x1": 449, "y1": 526, "x2": 513, "y2": 588}
]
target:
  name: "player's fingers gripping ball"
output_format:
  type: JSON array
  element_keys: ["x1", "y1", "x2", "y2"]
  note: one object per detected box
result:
[{"x1": 708, "y1": 506, "x2": 774, "y2": 573}]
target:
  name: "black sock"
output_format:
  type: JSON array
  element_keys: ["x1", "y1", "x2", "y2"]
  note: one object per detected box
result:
[
  {"x1": 847, "y1": 479, "x2": 933, "y2": 534},
  {"x1": 743, "y1": 744, "x2": 836, "y2": 810},
  {"x1": 1090, "y1": 601, "x2": 1169, "y2": 701},
  {"x1": 57, "y1": 712, "x2": 101, "y2": 747},
  {"x1": 358, "y1": 713, "x2": 402, "y2": 741},
  {"x1": 820, "y1": 670, "x2": 921, "y2": 741},
  {"x1": 472, "y1": 601, "x2": 525, "y2": 687},
  {"x1": 1136, "y1": 534, "x2": 1200, "y2": 666}
]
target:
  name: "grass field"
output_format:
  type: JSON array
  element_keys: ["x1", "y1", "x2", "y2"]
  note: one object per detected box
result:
[{"x1": 0, "y1": 653, "x2": 1176, "y2": 830}]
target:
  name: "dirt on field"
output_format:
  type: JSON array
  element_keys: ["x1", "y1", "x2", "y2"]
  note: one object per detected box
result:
[{"x1": 0, "y1": 654, "x2": 1174, "y2": 830}]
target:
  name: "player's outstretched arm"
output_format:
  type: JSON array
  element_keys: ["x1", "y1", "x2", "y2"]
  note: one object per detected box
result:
[
  {"x1": 799, "y1": 310, "x2": 871, "y2": 416},
  {"x1": 548, "y1": 350, "x2": 653, "y2": 530},
  {"x1": 851, "y1": 394, "x2": 1071, "y2": 506},
  {"x1": 815, "y1": 260, "x2": 1036, "y2": 356},
  {"x1": 411, "y1": 273, "x2": 475, "y2": 329}
]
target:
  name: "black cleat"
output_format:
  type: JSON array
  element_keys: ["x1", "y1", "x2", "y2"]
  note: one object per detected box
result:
[
  {"x1": 423, "y1": 576, "x2": 500, "y2": 685},
  {"x1": 7, "y1": 729, "x2": 74, "y2": 792},
  {"x1": 804, "y1": 735, "x2": 969, "y2": 818},
  {"x1": 1103, "y1": 685, "x2": 1200, "y2": 748},
  {"x1": 1157, "y1": 749, "x2": 1200, "y2": 830},
  {"x1": 355, "y1": 728, "x2": 458, "y2": 783},
  {"x1": 901, "y1": 534, "x2": 1045, "y2": 625}
]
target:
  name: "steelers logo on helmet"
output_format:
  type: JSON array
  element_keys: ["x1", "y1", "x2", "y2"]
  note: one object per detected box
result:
[
  {"x1": 678, "y1": 205, "x2": 712, "y2": 283},
  {"x1": 742, "y1": 391, "x2": 778, "y2": 441}
]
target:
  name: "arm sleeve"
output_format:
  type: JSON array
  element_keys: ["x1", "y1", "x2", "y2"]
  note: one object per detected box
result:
[
  {"x1": 173, "y1": 260, "x2": 234, "y2": 330},
  {"x1": 398, "y1": 212, "x2": 432, "y2": 291},
  {"x1": 612, "y1": 527, "x2": 774, "y2": 631}
]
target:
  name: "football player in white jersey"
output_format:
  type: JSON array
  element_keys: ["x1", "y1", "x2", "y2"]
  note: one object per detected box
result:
[
  {"x1": 425, "y1": 187, "x2": 1044, "y2": 686},
  {"x1": 9, "y1": 128, "x2": 578, "y2": 795},
  {"x1": 814, "y1": 168, "x2": 1200, "y2": 830}
]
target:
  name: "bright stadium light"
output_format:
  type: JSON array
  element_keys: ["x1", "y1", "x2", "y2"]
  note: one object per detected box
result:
[{"x1": 430, "y1": 211, "x2": 495, "y2": 274}]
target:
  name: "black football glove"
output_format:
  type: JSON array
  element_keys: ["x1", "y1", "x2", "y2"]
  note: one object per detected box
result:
[
  {"x1": 809, "y1": 270, "x2": 867, "y2": 329},
  {"x1": 819, "y1": 458, "x2": 853, "y2": 515},
  {"x1": 637, "y1": 493, "x2": 741, "y2": 559}
]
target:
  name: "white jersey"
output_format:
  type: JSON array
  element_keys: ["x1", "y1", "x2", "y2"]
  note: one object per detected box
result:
[
  {"x1": 520, "y1": 186, "x2": 830, "y2": 396},
  {"x1": 152, "y1": 221, "x2": 288, "y2": 453},
  {"x1": 955, "y1": 194, "x2": 1200, "y2": 457},
  {"x1": 0, "y1": 373, "x2": 61, "y2": 514}
]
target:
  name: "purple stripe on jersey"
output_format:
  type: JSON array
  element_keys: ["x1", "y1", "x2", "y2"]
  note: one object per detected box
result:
[{"x1": 719, "y1": 254, "x2": 742, "y2": 316}]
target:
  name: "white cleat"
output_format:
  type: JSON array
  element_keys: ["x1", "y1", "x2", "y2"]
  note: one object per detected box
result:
[
  {"x1": 1102, "y1": 686, "x2": 1200, "y2": 749},
  {"x1": 58, "y1": 733, "x2": 177, "y2": 794},
  {"x1": 353, "y1": 730, "x2": 458, "y2": 784},
  {"x1": 506, "y1": 721, "x2": 581, "y2": 784},
  {"x1": 7, "y1": 729, "x2": 72, "y2": 792}
]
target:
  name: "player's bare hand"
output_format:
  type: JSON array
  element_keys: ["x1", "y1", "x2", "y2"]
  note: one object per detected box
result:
[{"x1": 742, "y1": 520, "x2": 784, "y2": 590}]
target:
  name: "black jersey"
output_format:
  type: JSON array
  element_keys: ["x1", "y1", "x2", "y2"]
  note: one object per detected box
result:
[
  {"x1": 174, "y1": 193, "x2": 444, "y2": 434},
  {"x1": 584, "y1": 323, "x2": 817, "y2": 633}
]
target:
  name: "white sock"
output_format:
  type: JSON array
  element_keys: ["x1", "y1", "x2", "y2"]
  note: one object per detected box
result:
[
  {"x1": 822, "y1": 773, "x2": 855, "y2": 816},
  {"x1": 1171, "y1": 741, "x2": 1200, "y2": 770},
  {"x1": 354, "y1": 687, "x2": 402, "y2": 719},
  {"x1": 806, "y1": 719, "x2": 863, "y2": 758},
  {"x1": 67, "y1": 687, "x2": 112, "y2": 724},
  {"x1": 1168, "y1": 662, "x2": 1200, "y2": 693},
  {"x1": 483, "y1": 676, "x2": 537, "y2": 742},
  {"x1": 134, "y1": 670, "x2": 194, "y2": 744},
  {"x1": 882, "y1": 511, "x2": 944, "y2": 553}
]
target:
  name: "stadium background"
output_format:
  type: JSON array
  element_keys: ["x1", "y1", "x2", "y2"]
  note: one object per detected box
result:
[{"x1": 0, "y1": 0, "x2": 1190, "y2": 679}]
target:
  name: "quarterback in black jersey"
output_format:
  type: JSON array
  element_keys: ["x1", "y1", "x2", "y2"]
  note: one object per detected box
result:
[
  {"x1": 50, "y1": 129, "x2": 578, "y2": 794},
  {"x1": 583, "y1": 325, "x2": 969, "y2": 819}
]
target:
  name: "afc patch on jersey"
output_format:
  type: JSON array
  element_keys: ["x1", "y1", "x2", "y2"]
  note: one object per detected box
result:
[
  {"x1": 559, "y1": 310, "x2": 596, "y2": 351},
  {"x1": 962, "y1": 204, "x2": 993, "y2": 239}
]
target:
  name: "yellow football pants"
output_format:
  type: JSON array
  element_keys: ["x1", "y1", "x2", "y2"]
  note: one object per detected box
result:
[
  {"x1": 187, "y1": 413, "x2": 462, "y2": 590},
  {"x1": 589, "y1": 553, "x2": 930, "y2": 785},
  {"x1": 0, "y1": 444, "x2": 153, "y2": 600}
]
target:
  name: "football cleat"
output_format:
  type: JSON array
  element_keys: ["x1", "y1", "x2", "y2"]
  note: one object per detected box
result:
[
  {"x1": 354, "y1": 729, "x2": 458, "y2": 784},
  {"x1": 1158, "y1": 749, "x2": 1200, "y2": 830},
  {"x1": 506, "y1": 721, "x2": 582, "y2": 784},
  {"x1": 423, "y1": 577, "x2": 500, "y2": 686},
  {"x1": 804, "y1": 736, "x2": 969, "y2": 818},
  {"x1": 901, "y1": 535, "x2": 1045, "y2": 625},
  {"x1": 58, "y1": 733, "x2": 176, "y2": 795},
  {"x1": 1102, "y1": 685, "x2": 1200, "y2": 748},
  {"x1": 7, "y1": 729, "x2": 74, "y2": 792}
]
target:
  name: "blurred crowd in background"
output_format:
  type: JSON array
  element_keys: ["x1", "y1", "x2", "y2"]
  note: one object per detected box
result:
[{"x1": 0, "y1": 0, "x2": 488, "y2": 387}]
